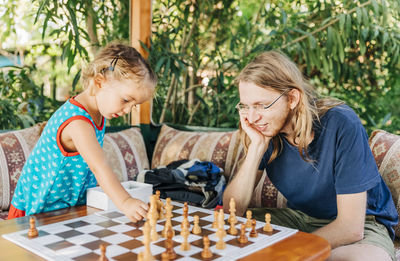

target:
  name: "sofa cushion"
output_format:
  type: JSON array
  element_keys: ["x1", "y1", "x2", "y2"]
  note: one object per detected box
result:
[
  {"x1": 0, "y1": 123, "x2": 46, "y2": 210},
  {"x1": 152, "y1": 125, "x2": 241, "y2": 178},
  {"x1": 369, "y1": 129, "x2": 400, "y2": 238},
  {"x1": 103, "y1": 127, "x2": 149, "y2": 182}
]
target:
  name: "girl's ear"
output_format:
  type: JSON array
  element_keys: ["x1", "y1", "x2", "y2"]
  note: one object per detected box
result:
[
  {"x1": 89, "y1": 73, "x2": 105, "y2": 96},
  {"x1": 93, "y1": 73, "x2": 105, "y2": 88},
  {"x1": 288, "y1": 89, "x2": 301, "y2": 110}
]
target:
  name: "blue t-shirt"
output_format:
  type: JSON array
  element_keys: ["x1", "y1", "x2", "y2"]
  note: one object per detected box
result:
[{"x1": 259, "y1": 105, "x2": 398, "y2": 239}]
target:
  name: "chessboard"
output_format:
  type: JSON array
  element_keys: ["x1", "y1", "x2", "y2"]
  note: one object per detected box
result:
[{"x1": 3, "y1": 201, "x2": 297, "y2": 261}]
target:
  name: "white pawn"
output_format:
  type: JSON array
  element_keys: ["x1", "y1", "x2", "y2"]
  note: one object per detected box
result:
[
  {"x1": 263, "y1": 213, "x2": 273, "y2": 232},
  {"x1": 192, "y1": 215, "x2": 202, "y2": 235}
]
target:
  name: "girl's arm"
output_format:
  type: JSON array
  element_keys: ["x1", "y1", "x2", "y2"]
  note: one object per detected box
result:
[
  {"x1": 62, "y1": 119, "x2": 148, "y2": 222},
  {"x1": 312, "y1": 192, "x2": 367, "y2": 248}
]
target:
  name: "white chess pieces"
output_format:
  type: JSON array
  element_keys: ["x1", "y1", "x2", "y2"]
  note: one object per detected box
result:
[
  {"x1": 162, "y1": 198, "x2": 174, "y2": 238},
  {"x1": 245, "y1": 210, "x2": 252, "y2": 228},
  {"x1": 140, "y1": 221, "x2": 154, "y2": 261},
  {"x1": 180, "y1": 222, "x2": 190, "y2": 251},
  {"x1": 148, "y1": 195, "x2": 159, "y2": 241},
  {"x1": 263, "y1": 213, "x2": 273, "y2": 232},
  {"x1": 227, "y1": 198, "x2": 238, "y2": 235},
  {"x1": 155, "y1": 190, "x2": 165, "y2": 220},
  {"x1": 215, "y1": 209, "x2": 226, "y2": 249},
  {"x1": 212, "y1": 210, "x2": 218, "y2": 228},
  {"x1": 201, "y1": 235, "x2": 213, "y2": 259},
  {"x1": 98, "y1": 244, "x2": 108, "y2": 261},
  {"x1": 228, "y1": 198, "x2": 238, "y2": 224},
  {"x1": 192, "y1": 215, "x2": 202, "y2": 235},
  {"x1": 28, "y1": 217, "x2": 38, "y2": 238}
]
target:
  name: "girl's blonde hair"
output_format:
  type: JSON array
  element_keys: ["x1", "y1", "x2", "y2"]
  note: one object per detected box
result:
[
  {"x1": 81, "y1": 42, "x2": 157, "y2": 91},
  {"x1": 236, "y1": 51, "x2": 343, "y2": 163}
]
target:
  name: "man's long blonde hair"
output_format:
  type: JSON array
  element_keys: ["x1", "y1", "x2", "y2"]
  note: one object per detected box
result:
[{"x1": 237, "y1": 51, "x2": 343, "y2": 163}]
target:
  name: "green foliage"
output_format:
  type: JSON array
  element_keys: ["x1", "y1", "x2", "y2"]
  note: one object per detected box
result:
[
  {"x1": 0, "y1": 66, "x2": 60, "y2": 129},
  {"x1": 149, "y1": 0, "x2": 400, "y2": 134},
  {"x1": 1, "y1": 0, "x2": 399, "y2": 135}
]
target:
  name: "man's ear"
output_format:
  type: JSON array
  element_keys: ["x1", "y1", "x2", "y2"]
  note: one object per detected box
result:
[{"x1": 288, "y1": 88, "x2": 301, "y2": 110}]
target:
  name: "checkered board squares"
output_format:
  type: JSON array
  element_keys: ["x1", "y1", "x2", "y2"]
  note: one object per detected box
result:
[{"x1": 3, "y1": 201, "x2": 297, "y2": 261}]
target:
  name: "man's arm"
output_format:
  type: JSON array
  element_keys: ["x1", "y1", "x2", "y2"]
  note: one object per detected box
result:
[
  {"x1": 312, "y1": 192, "x2": 367, "y2": 249},
  {"x1": 223, "y1": 144, "x2": 265, "y2": 216}
]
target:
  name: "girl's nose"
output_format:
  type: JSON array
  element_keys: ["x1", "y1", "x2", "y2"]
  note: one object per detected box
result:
[{"x1": 123, "y1": 106, "x2": 131, "y2": 114}]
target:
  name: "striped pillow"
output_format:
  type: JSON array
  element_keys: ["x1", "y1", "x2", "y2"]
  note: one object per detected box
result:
[
  {"x1": 369, "y1": 129, "x2": 400, "y2": 237},
  {"x1": 103, "y1": 127, "x2": 149, "y2": 182}
]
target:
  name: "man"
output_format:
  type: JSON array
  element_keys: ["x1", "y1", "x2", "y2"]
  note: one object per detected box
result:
[{"x1": 223, "y1": 51, "x2": 398, "y2": 261}]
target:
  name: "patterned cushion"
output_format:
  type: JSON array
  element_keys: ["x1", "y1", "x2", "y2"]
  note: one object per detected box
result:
[
  {"x1": 0, "y1": 123, "x2": 46, "y2": 210},
  {"x1": 151, "y1": 125, "x2": 241, "y2": 178},
  {"x1": 103, "y1": 127, "x2": 149, "y2": 182},
  {"x1": 369, "y1": 129, "x2": 400, "y2": 238}
]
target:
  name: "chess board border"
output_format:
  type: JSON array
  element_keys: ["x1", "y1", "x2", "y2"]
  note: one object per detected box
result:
[{"x1": 3, "y1": 201, "x2": 298, "y2": 261}]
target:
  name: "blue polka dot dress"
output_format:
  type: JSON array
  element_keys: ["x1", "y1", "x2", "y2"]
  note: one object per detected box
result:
[{"x1": 11, "y1": 97, "x2": 106, "y2": 215}]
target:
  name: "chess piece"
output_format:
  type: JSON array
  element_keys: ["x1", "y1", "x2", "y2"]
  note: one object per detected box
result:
[
  {"x1": 211, "y1": 210, "x2": 218, "y2": 229},
  {"x1": 141, "y1": 221, "x2": 154, "y2": 261},
  {"x1": 162, "y1": 199, "x2": 175, "y2": 238},
  {"x1": 28, "y1": 217, "x2": 38, "y2": 238},
  {"x1": 161, "y1": 252, "x2": 169, "y2": 261},
  {"x1": 159, "y1": 200, "x2": 165, "y2": 220},
  {"x1": 148, "y1": 195, "x2": 159, "y2": 241},
  {"x1": 181, "y1": 211, "x2": 190, "y2": 231},
  {"x1": 156, "y1": 190, "x2": 165, "y2": 220},
  {"x1": 215, "y1": 210, "x2": 226, "y2": 249},
  {"x1": 245, "y1": 210, "x2": 252, "y2": 228},
  {"x1": 192, "y1": 215, "x2": 201, "y2": 234},
  {"x1": 166, "y1": 197, "x2": 173, "y2": 216},
  {"x1": 249, "y1": 219, "x2": 258, "y2": 238},
  {"x1": 201, "y1": 236, "x2": 213, "y2": 259},
  {"x1": 183, "y1": 202, "x2": 188, "y2": 219},
  {"x1": 164, "y1": 227, "x2": 177, "y2": 260},
  {"x1": 263, "y1": 213, "x2": 273, "y2": 232},
  {"x1": 98, "y1": 244, "x2": 108, "y2": 261},
  {"x1": 180, "y1": 224, "x2": 190, "y2": 251},
  {"x1": 150, "y1": 217, "x2": 159, "y2": 241},
  {"x1": 228, "y1": 198, "x2": 238, "y2": 224},
  {"x1": 227, "y1": 215, "x2": 238, "y2": 235},
  {"x1": 218, "y1": 209, "x2": 225, "y2": 227},
  {"x1": 227, "y1": 198, "x2": 237, "y2": 235},
  {"x1": 238, "y1": 224, "x2": 248, "y2": 244},
  {"x1": 137, "y1": 252, "x2": 144, "y2": 261}
]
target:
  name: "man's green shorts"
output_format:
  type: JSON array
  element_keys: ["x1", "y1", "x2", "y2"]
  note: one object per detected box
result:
[{"x1": 250, "y1": 207, "x2": 396, "y2": 261}]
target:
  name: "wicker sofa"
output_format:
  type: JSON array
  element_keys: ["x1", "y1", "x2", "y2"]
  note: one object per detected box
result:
[{"x1": 0, "y1": 123, "x2": 399, "y2": 259}]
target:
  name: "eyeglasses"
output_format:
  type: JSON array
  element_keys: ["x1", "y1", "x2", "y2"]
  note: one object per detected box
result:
[
  {"x1": 236, "y1": 90, "x2": 288, "y2": 114},
  {"x1": 101, "y1": 56, "x2": 120, "y2": 74}
]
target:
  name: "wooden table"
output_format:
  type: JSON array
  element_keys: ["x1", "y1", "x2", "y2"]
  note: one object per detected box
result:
[{"x1": 0, "y1": 206, "x2": 331, "y2": 261}]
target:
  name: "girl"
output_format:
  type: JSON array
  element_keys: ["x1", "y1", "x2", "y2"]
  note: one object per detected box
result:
[
  {"x1": 9, "y1": 43, "x2": 157, "y2": 222},
  {"x1": 223, "y1": 51, "x2": 398, "y2": 260}
]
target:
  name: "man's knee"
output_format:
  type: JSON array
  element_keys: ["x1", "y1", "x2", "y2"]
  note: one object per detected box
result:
[{"x1": 328, "y1": 243, "x2": 392, "y2": 261}]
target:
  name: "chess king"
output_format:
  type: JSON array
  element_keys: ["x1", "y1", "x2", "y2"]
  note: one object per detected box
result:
[{"x1": 223, "y1": 50, "x2": 398, "y2": 261}]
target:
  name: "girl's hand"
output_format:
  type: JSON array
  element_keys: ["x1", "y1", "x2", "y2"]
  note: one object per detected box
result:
[
  {"x1": 121, "y1": 197, "x2": 149, "y2": 222},
  {"x1": 240, "y1": 113, "x2": 271, "y2": 152}
]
